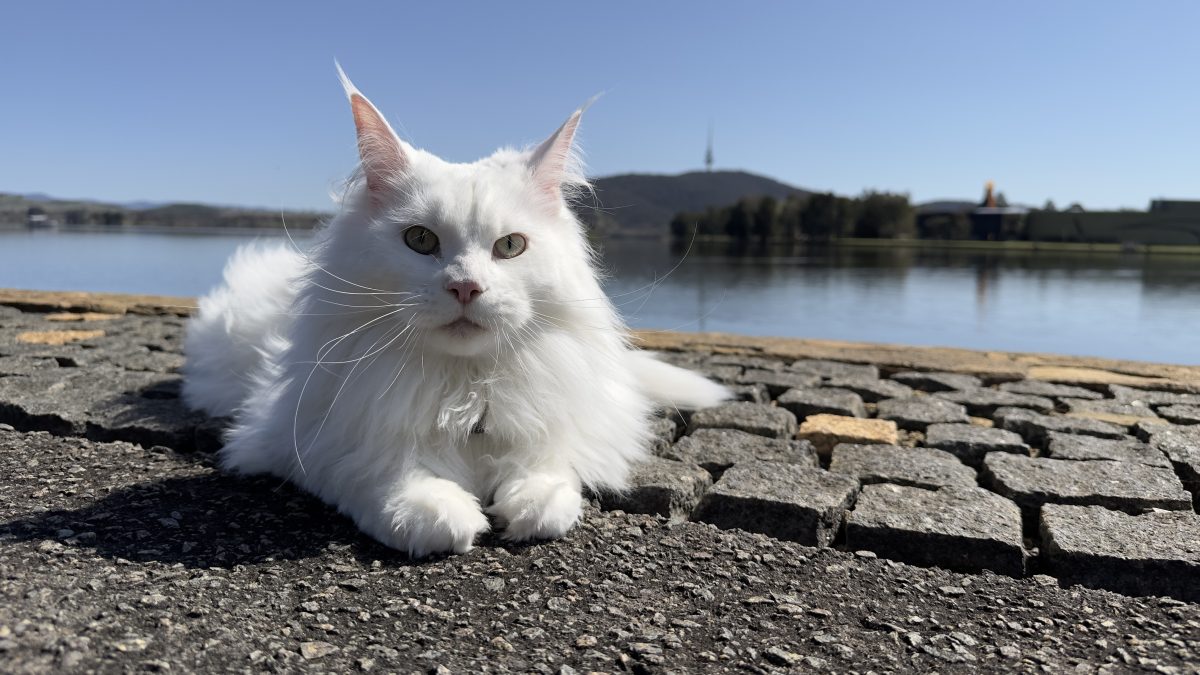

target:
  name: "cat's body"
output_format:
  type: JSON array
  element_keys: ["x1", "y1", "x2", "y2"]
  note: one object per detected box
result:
[{"x1": 182, "y1": 68, "x2": 728, "y2": 557}]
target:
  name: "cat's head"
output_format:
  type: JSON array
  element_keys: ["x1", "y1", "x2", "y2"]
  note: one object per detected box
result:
[{"x1": 322, "y1": 67, "x2": 609, "y2": 358}]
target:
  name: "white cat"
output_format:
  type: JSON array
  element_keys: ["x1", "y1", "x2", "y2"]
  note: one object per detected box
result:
[{"x1": 182, "y1": 66, "x2": 729, "y2": 557}]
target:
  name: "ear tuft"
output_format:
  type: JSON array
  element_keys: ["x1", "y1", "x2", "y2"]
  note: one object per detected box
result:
[{"x1": 335, "y1": 62, "x2": 407, "y2": 205}]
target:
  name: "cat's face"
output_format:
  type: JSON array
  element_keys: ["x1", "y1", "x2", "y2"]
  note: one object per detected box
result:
[{"x1": 328, "y1": 69, "x2": 595, "y2": 358}]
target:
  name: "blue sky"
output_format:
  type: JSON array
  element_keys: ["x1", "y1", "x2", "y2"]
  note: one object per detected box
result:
[{"x1": 4, "y1": 1, "x2": 1197, "y2": 212}]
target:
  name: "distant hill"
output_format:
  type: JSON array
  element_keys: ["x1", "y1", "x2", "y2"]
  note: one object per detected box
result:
[
  {"x1": 577, "y1": 170, "x2": 811, "y2": 238},
  {"x1": 4, "y1": 169, "x2": 809, "y2": 237},
  {"x1": 0, "y1": 193, "x2": 327, "y2": 230}
]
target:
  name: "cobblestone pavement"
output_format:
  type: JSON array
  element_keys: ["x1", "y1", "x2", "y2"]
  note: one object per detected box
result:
[{"x1": 1, "y1": 295, "x2": 1199, "y2": 673}]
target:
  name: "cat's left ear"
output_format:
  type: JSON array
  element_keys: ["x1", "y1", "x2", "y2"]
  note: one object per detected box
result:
[{"x1": 528, "y1": 108, "x2": 584, "y2": 200}]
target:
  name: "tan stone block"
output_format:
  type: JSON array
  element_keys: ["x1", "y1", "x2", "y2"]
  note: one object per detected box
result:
[
  {"x1": 44, "y1": 312, "x2": 121, "y2": 322},
  {"x1": 15, "y1": 329, "x2": 105, "y2": 345},
  {"x1": 797, "y1": 414, "x2": 898, "y2": 458}
]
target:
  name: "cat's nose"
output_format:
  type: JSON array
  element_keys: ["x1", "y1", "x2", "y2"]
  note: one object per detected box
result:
[{"x1": 446, "y1": 280, "x2": 484, "y2": 304}]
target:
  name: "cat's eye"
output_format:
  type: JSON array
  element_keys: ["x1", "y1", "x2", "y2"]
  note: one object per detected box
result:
[
  {"x1": 403, "y1": 226, "x2": 439, "y2": 255},
  {"x1": 493, "y1": 233, "x2": 528, "y2": 259}
]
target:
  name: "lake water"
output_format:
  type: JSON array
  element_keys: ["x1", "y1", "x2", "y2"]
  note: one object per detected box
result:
[{"x1": 1, "y1": 229, "x2": 1197, "y2": 364}]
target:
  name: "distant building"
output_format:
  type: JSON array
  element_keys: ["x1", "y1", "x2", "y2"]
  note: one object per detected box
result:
[{"x1": 25, "y1": 206, "x2": 51, "y2": 229}]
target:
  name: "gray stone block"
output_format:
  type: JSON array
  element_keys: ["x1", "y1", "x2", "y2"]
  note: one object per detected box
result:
[
  {"x1": 696, "y1": 364, "x2": 742, "y2": 384},
  {"x1": 890, "y1": 371, "x2": 982, "y2": 392},
  {"x1": 776, "y1": 387, "x2": 866, "y2": 420},
  {"x1": 998, "y1": 380, "x2": 1104, "y2": 400},
  {"x1": 0, "y1": 366, "x2": 210, "y2": 451},
  {"x1": 981, "y1": 453, "x2": 1193, "y2": 516},
  {"x1": 825, "y1": 376, "x2": 913, "y2": 403},
  {"x1": 1110, "y1": 384, "x2": 1200, "y2": 406},
  {"x1": 1043, "y1": 431, "x2": 1170, "y2": 468},
  {"x1": 736, "y1": 369, "x2": 821, "y2": 398},
  {"x1": 708, "y1": 354, "x2": 785, "y2": 372},
  {"x1": 1157, "y1": 404, "x2": 1200, "y2": 425},
  {"x1": 924, "y1": 423, "x2": 1030, "y2": 468},
  {"x1": 692, "y1": 460, "x2": 859, "y2": 547},
  {"x1": 1040, "y1": 504, "x2": 1200, "y2": 602},
  {"x1": 1145, "y1": 425, "x2": 1200, "y2": 501},
  {"x1": 686, "y1": 402, "x2": 797, "y2": 439},
  {"x1": 876, "y1": 397, "x2": 970, "y2": 430},
  {"x1": 993, "y1": 406, "x2": 1128, "y2": 446},
  {"x1": 647, "y1": 417, "x2": 679, "y2": 456},
  {"x1": 725, "y1": 382, "x2": 770, "y2": 404},
  {"x1": 789, "y1": 360, "x2": 879, "y2": 381},
  {"x1": 829, "y1": 443, "x2": 976, "y2": 490},
  {"x1": 846, "y1": 484, "x2": 1025, "y2": 576},
  {"x1": 1061, "y1": 397, "x2": 1160, "y2": 423},
  {"x1": 933, "y1": 389, "x2": 1054, "y2": 417},
  {"x1": 664, "y1": 428, "x2": 817, "y2": 478},
  {"x1": 599, "y1": 457, "x2": 712, "y2": 521}
]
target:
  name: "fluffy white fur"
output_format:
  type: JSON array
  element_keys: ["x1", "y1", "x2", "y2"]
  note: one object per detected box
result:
[{"x1": 182, "y1": 69, "x2": 729, "y2": 557}]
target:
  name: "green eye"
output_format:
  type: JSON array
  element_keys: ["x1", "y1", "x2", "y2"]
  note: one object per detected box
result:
[
  {"x1": 493, "y1": 233, "x2": 528, "y2": 259},
  {"x1": 403, "y1": 226, "x2": 439, "y2": 255}
]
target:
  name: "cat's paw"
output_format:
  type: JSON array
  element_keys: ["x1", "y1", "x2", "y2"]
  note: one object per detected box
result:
[
  {"x1": 383, "y1": 479, "x2": 490, "y2": 558},
  {"x1": 488, "y1": 475, "x2": 582, "y2": 542}
]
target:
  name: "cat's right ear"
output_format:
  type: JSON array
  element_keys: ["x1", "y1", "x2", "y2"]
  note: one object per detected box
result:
[{"x1": 336, "y1": 63, "x2": 409, "y2": 206}]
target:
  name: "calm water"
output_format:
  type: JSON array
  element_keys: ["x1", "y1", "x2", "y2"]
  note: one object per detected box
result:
[{"x1": 1, "y1": 229, "x2": 1197, "y2": 364}]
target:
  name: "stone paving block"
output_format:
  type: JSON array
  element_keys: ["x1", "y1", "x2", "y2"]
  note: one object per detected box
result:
[
  {"x1": 876, "y1": 397, "x2": 970, "y2": 430},
  {"x1": 724, "y1": 382, "x2": 770, "y2": 404},
  {"x1": 890, "y1": 371, "x2": 982, "y2": 392},
  {"x1": 825, "y1": 376, "x2": 913, "y2": 403},
  {"x1": 1040, "y1": 504, "x2": 1200, "y2": 602},
  {"x1": 598, "y1": 457, "x2": 712, "y2": 521},
  {"x1": 789, "y1": 359, "x2": 879, "y2": 380},
  {"x1": 692, "y1": 460, "x2": 859, "y2": 547},
  {"x1": 0, "y1": 366, "x2": 211, "y2": 451},
  {"x1": 737, "y1": 369, "x2": 821, "y2": 397},
  {"x1": 1061, "y1": 398, "x2": 1160, "y2": 428},
  {"x1": 776, "y1": 387, "x2": 866, "y2": 420},
  {"x1": 664, "y1": 428, "x2": 817, "y2": 478},
  {"x1": 648, "y1": 417, "x2": 679, "y2": 456},
  {"x1": 1146, "y1": 425, "x2": 1200, "y2": 500},
  {"x1": 696, "y1": 364, "x2": 742, "y2": 384},
  {"x1": 923, "y1": 423, "x2": 1030, "y2": 468},
  {"x1": 993, "y1": 406, "x2": 1128, "y2": 446},
  {"x1": 830, "y1": 444, "x2": 976, "y2": 490},
  {"x1": 998, "y1": 380, "x2": 1104, "y2": 400},
  {"x1": 933, "y1": 389, "x2": 1055, "y2": 417},
  {"x1": 708, "y1": 354, "x2": 785, "y2": 371},
  {"x1": 797, "y1": 414, "x2": 899, "y2": 459},
  {"x1": 981, "y1": 453, "x2": 1193, "y2": 516},
  {"x1": 687, "y1": 402, "x2": 797, "y2": 439},
  {"x1": 1110, "y1": 384, "x2": 1200, "y2": 406},
  {"x1": 1158, "y1": 404, "x2": 1200, "y2": 425},
  {"x1": 846, "y1": 483, "x2": 1025, "y2": 576},
  {"x1": 1043, "y1": 431, "x2": 1170, "y2": 468}
]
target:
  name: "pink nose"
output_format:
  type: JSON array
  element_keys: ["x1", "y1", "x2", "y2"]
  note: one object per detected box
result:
[{"x1": 446, "y1": 280, "x2": 484, "y2": 304}]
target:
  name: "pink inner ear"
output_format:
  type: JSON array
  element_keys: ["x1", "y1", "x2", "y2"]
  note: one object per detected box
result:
[
  {"x1": 530, "y1": 111, "x2": 581, "y2": 198},
  {"x1": 350, "y1": 94, "x2": 406, "y2": 200}
]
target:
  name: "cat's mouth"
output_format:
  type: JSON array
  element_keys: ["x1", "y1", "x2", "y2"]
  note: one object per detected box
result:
[{"x1": 442, "y1": 317, "x2": 485, "y2": 336}]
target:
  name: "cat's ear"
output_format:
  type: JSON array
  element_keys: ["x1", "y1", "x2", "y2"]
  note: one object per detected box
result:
[
  {"x1": 336, "y1": 63, "x2": 409, "y2": 205},
  {"x1": 528, "y1": 108, "x2": 585, "y2": 200}
]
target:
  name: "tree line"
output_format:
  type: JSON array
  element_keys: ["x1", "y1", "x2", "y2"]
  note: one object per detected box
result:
[{"x1": 670, "y1": 191, "x2": 915, "y2": 241}]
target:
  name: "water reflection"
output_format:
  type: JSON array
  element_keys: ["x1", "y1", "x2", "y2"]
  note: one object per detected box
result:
[{"x1": 600, "y1": 240, "x2": 1200, "y2": 364}]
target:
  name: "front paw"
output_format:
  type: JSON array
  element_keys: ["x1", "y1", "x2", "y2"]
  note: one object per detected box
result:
[
  {"x1": 488, "y1": 475, "x2": 582, "y2": 542},
  {"x1": 383, "y1": 480, "x2": 490, "y2": 558}
]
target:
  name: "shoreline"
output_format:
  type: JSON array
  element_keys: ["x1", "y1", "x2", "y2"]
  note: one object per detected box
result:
[{"x1": 3, "y1": 288, "x2": 1197, "y2": 384}]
